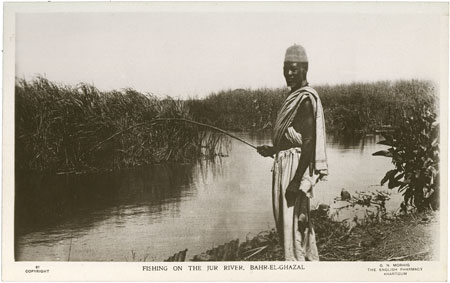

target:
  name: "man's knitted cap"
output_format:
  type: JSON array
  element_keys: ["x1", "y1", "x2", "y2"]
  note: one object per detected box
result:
[{"x1": 284, "y1": 44, "x2": 308, "y2": 63}]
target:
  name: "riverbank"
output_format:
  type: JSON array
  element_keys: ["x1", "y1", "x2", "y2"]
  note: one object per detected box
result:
[
  {"x1": 238, "y1": 210, "x2": 439, "y2": 261},
  {"x1": 185, "y1": 209, "x2": 439, "y2": 262}
]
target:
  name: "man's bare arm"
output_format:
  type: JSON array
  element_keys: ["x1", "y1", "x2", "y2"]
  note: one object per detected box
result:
[
  {"x1": 293, "y1": 97, "x2": 315, "y2": 180},
  {"x1": 285, "y1": 97, "x2": 315, "y2": 200}
]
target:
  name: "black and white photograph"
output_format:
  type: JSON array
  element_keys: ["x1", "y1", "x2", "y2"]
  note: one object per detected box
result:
[{"x1": 2, "y1": 1, "x2": 448, "y2": 281}]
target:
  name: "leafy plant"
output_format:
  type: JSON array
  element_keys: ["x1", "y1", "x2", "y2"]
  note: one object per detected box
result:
[{"x1": 373, "y1": 106, "x2": 439, "y2": 211}]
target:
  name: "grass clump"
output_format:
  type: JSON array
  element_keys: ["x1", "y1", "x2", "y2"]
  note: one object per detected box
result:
[
  {"x1": 187, "y1": 80, "x2": 437, "y2": 134},
  {"x1": 16, "y1": 77, "x2": 226, "y2": 173}
]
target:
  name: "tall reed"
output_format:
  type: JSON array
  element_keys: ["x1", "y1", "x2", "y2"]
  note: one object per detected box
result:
[
  {"x1": 187, "y1": 80, "x2": 437, "y2": 133},
  {"x1": 15, "y1": 77, "x2": 226, "y2": 173},
  {"x1": 16, "y1": 78, "x2": 436, "y2": 172}
]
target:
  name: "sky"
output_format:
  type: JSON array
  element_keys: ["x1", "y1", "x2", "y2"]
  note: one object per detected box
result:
[{"x1": 15, "y1": 5, "x2": 447, "y2": 98}]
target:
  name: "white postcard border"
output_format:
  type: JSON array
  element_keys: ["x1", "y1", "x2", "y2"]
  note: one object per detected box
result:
[{"x1": 2, "y1": 2, "x2": 448, "y2": 282}]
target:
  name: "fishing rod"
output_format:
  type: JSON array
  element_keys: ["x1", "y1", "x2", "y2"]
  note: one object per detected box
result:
[{"x1": 88, "y1": 118, "x2": 258, "y2": 154}]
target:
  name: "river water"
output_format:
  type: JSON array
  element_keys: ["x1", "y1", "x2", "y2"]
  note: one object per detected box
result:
[{"x1": 15, "y1": 133, "x2": 398, "y2": 261}]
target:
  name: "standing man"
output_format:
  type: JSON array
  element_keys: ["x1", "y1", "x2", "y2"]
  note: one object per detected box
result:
[{"x1": 257, "y1": 44, "x2": 328, "y2": 261}]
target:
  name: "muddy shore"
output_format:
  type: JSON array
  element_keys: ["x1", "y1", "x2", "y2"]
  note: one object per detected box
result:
[{"x1": 176, "y1": 210, "x2": 439, "y2": 262}]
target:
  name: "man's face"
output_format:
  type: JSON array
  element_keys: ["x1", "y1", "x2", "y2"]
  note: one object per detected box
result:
[{"x1": 283, "y1": 62, "x2": 305, "y2": 88}]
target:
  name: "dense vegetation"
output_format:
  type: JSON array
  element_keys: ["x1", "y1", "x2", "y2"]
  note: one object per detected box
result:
[
  {"x1": 15, "y1": 78, "x2": 225, "y2": 173},
  {"x1": 16, "y1": 78, "x2": 437, "y2": 173},
  {"x1": 187, "y1": 80, "x2": 437, "y2": 133}
]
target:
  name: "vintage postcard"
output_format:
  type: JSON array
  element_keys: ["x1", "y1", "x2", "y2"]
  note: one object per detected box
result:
[{"x1": 2, "y1": 1, "x2": 448, "y2": 281}]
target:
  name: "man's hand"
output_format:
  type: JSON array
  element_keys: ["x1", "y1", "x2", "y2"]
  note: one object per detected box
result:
[
  {"x1": 256, "y1": 145, "x2": 275, "y2": 157},
  {"x1": 285, "y1": 177, "x2": 301, "y2": 207}
]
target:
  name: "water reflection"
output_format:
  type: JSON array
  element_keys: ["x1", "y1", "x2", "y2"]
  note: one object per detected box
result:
[
  {"x1": 15, "y1": 163, "x2": 202, "y2": 258},
  {"x1": 15, "y1": 133, "x2": 396, "y2": 261},
  {"x1": 16, "y1": 164, "x2": 199, "y2": 235}
]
